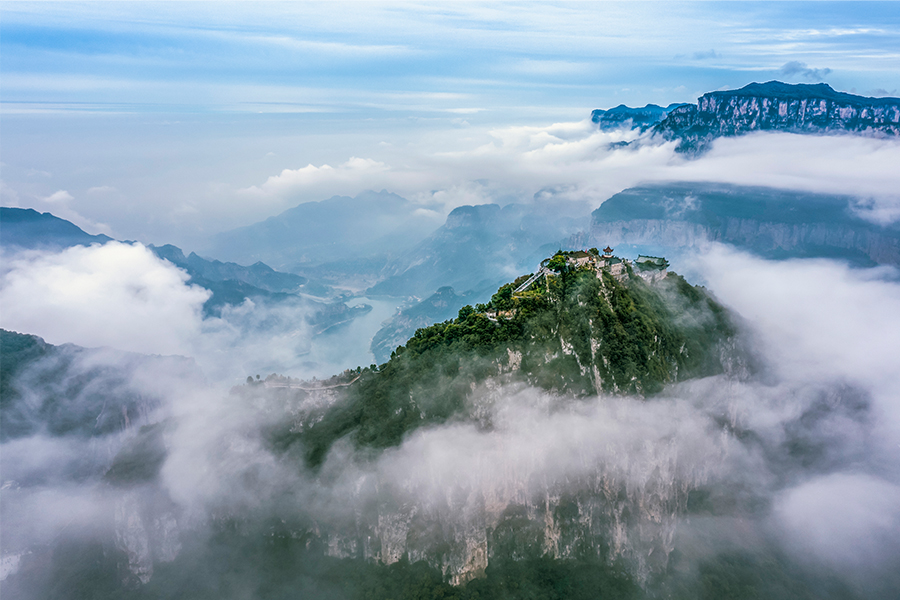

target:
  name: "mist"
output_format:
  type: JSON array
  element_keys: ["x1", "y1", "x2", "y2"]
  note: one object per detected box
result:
[
  {"x1": 3, "y1": 238, "x2": 899, "y2": 596},
  {"x1": 5, "y1": 117, "x2": 900, "y2": 250},
  {"x1": 0, "y1": 242, "x2": 398, "y2": 383}
]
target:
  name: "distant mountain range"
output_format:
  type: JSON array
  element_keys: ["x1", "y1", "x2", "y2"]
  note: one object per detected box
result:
[
  {"x1": 0, "y1": 208, "x2": 367, "y2": 331},
  {"x1": 592, "y1": 81, "x2": 900, "y2": 152},
  {"x1": 366, "y1": 201, "x2": 586, "y2": 299},
  {"x1": 146, "y1": 243, "x2": 319, "y2": 315},
  {"x1": 0, "y1": 207, "x2": 113, "y2": 249},
  {"x1": 591, "y1": 103, "x2": 685, "y2": 130},
  {"x1": 205, "y1": 190, "x2": 441, "y2": 274}
]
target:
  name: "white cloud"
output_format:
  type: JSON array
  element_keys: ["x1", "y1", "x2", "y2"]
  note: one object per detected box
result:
[
  {"x1": 229, "y1": 122, "x2": 900, "y2": 239},
  {"x1": 775, "y1": 473, "x2": 900, "y2": 583},
  {"x1": 0, "y1": 242, "x2": 210, "y2": 356},
  {"x1": 669, "y1": 133, "x2": 900, "y2": 210},
  {"x1": 0, "y1": 242, "x2": 396, "y2": 383},
  {"x1": 696, "y1": 245, "x2": 900, "y2": 449},
  {"x1": 234, "y1": 33, "x2": 411, "y2": 57},
  {"x1": 44, "y1": 190, "x2": 74, "y2": 204},
  {"x1": 36, "y1": 189, "x2": 114, "y2": 236},
  {"x1": 698, "y1": 247, "x2": 900, "y2": 389},
  {"x1": 241, "y1": 156, "x2": 390, "y2": 201}
]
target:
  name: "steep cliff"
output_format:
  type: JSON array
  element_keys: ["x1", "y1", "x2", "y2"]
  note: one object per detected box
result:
[
  {"x1": 256, "y1": 259, "x2": 743, "y2": 585},
  {"x1": 577, "y1": 182, "x2": 900, "y2": 267},
  {"x1": 653, "y1": 81, "x2": 900, "y2": 152}
]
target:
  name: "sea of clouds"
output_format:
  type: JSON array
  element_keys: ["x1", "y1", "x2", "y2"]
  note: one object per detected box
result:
[{"x1": 2, "y1": 236, "x2": 900, "y2": 594}]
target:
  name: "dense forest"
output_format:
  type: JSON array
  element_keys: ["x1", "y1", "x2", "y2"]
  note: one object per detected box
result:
[{"x1": 267, "y1": 253, "x2": 738, "y2": 468}]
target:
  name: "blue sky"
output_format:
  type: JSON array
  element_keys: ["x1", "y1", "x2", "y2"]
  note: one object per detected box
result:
[
  {"x1": 2, "y1": 2, "x2": 899, "y2": 246},
  {"x1": 3, "y1": 2, "x2": 898, "y2": 115}
]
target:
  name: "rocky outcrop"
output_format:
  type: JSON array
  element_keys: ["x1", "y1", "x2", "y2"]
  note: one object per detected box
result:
[
  {"x1": 114, "y1": 488, "x2": 182, "y2": 585},
  {"x1": 652, "y1": 81, "x2": 900, "y2": 151},
  {"x1": 317, "y1": 465, "x2": 707, "y2": 585}
]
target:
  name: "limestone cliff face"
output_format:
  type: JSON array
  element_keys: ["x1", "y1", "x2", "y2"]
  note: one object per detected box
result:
[
  {"x1": 582, "y1": 182, "x2": 900, "y2": 268},
  {"x1": 319, "y1": 449, "x2": 711, "y2": 585},
  {"x1": 106, "y1": 363, "x2": 742, "y2": 589},
  {"x1": 581, "y1": 218, "x2": 900, "y2": 267},
  {"x1": 105, "y1": 273, "x2": 742, "y2": 588},
  {"x1": 652, "y1": 81, "x2": 900, "y2": 151},
  {"x1": 312, "y1": 349, "x2": 742, "y2": 585},
  {"x1": 114, "y1": 488, "x2": 182, "y2": 585}
]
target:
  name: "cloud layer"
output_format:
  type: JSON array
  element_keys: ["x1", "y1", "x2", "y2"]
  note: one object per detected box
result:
[
  {"x1": 0, "y1": 243, "x2": 209, "y2": 356},
  {"x1": 227, "y1": 123, "x2": 900, "y2": 238},
  {"x1": 3, "y1": 243, "x2": 900, "y2": 595}
]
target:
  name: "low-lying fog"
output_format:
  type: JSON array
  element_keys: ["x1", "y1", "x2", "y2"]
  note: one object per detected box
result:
[
  {"x1": 6, "y1": 119, "x2": 900, "y2": 248},
  {"x1": 2, "y1": 241, "x2": 899, "y2": 596}
]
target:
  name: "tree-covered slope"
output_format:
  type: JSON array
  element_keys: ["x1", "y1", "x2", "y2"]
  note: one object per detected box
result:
[
  {"x1": 0, "y1": 329, "x2": 201, "y2": 442},
  {"x1": 279, "y1": 256, "x2": 738, "y2": 467},
  {"x1": 371, "y1": 286, "x2": 476, "y2": 364}
]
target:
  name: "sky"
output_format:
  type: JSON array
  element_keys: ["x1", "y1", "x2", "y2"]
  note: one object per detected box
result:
[{"x1": 2, "y1": 1, "x2": 900, "y2": 248}]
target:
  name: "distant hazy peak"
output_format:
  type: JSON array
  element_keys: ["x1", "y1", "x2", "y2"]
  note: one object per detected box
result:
[
  {"x1": 0, "y1": 206, "x2": 113, "y2": 250},
  {"x1": 590, "y1": 103, "x2": 686, "y2": 130},
  {"x1": 444, "y1": 204, "x2": 501, "y2": 228},
  {"x1": 206, "y1": 189, "x2": 439, "y2": 270}
]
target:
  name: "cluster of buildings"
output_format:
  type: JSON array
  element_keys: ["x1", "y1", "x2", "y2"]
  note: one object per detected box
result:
[
  {"x1": 535, "y1": 247, "x2": 669, "y2": 286},
  {"x1": 486, "y1": 247, "x2": 669, "y2": 320}
]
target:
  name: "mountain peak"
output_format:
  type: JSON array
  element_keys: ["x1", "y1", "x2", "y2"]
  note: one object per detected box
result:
[
  {"x1": 652, "y1": 80, "x2": 900, "y2": 152},
  {"x1": 709, "y1": 80, "x2": 898, "y2": 105},
  {"x1": 0, "y1": 206, "x2": 113, "y2": 250}
]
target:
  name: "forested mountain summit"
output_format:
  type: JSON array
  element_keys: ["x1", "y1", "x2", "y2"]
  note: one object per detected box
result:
[{"x1": 265, "y1": 249, "x2": 742, "y2": 467}]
